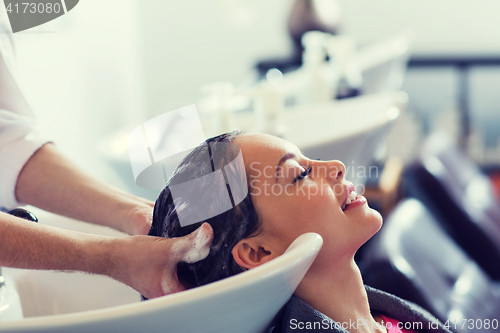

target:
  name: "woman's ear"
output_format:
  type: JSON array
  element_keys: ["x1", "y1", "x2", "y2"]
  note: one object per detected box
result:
[{"x1": 231, "y1": 238, "x2": 278, "y2": 270}]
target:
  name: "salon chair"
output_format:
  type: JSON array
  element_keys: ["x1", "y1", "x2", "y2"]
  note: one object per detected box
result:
[
  {"x1": 405, "y1": 132, "x2": 500, "y2": 280},
  {"x1": 361, "y1": 199, "x2": 500, "y2": 333}
]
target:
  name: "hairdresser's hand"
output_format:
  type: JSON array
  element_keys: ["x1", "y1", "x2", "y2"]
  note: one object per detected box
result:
[
  {"x1": 123, "y1": 201, "x2": 154, "y2": 236},
  {"x1": 108, "y1": 223, "x2": 213, "y2": 299}
]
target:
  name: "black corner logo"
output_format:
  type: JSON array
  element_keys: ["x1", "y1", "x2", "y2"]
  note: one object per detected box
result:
[{"x1": 3, "y1": 0, "x2": 79, "y2": 33}]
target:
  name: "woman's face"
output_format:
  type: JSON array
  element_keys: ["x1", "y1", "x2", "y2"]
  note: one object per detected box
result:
[{"x1": 234, "y1": 133, "x2": 382, "y2": 264}]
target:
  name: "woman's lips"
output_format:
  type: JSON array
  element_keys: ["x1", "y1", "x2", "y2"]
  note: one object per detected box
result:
[{"x1": 344, "y1": 195, "x2": 367, "y2": 212}]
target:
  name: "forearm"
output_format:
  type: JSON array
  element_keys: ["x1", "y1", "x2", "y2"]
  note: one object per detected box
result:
[
  {"x1": 0, "y1": 211, "x2": 113, "y2": 274},
  {"x1": 0, "y1": 211, "x2": 213, "y2": 299},
  {"x1": 15, "y1": 143, "x2": 153, "y2": 235}
]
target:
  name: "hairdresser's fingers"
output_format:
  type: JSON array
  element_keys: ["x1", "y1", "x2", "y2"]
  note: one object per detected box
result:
[
  {"x1": 171, "y1": 222, "x2": 213, "y2": 264},
  {"x1": 111, "y1": 224, "x2": 213, "y2": 299},
  {"x1": 153, "y1": 223, "x2": 213, "y2": 297},
  {"x1": 141, "y1": 224, "x2": 213, "y2": 298},
  {"x1": 124, "y1": 204, "x2": 153, "y2": 235},
  {"x1": 160, "y1": 264, "x2": 185, "y2": 296}
]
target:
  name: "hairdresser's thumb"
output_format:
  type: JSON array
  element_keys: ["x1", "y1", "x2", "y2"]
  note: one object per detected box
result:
[
  {"x1": 160, "y1": 265, "x2": 185, "y2": 296},
  {"x1": 174, "y1": 222, "x2": 213, "y2": 264}
]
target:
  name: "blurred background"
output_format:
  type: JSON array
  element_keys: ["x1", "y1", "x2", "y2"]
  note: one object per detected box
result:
[
  {"x1": 11, "y1": 0, "x2": 500, "y2": 192},
  {"x1": 7, "y1": 1, "x2": 500, "y2": 329}
]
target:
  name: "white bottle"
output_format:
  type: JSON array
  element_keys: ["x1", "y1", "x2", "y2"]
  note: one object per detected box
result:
[
  {"x1": 298, "y1": 31, "x2": 331, "y2": 105},
  {"x1": 252, "y1": 69, "x2": 286, "y2": 137},
  {"x1": 200, "y1": 82, "x2": 236, "y2": 136},
  {"x1": 325, "y1": 35, "x2": 362, "y2": 98}
]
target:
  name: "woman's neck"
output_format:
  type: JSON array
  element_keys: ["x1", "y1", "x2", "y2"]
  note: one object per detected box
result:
[{"x1": 294, "y1": 256, "x2": 385, "y2": 333}]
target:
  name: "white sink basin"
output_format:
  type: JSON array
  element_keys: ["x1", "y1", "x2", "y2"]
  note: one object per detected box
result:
[{"x1": 0, "y1": 210, "x2": 322, "y2": 333}]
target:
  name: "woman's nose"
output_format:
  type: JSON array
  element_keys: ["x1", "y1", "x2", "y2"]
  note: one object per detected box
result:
[{"x1": 314, "y1": 159, "x2": 345, "y2": 182}]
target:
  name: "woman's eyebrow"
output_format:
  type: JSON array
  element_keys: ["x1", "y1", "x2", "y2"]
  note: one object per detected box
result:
[{"x1": 275, "y1": 153, "x2": 296, "y2": 183}]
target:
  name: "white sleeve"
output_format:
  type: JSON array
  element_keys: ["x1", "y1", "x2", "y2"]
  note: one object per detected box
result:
[
  {"x1": 0, "y1": 15, "x2": 49, "y2": 210},
  {"x1": 0, "y1": 111, "x2": 48, "y2": 209}
]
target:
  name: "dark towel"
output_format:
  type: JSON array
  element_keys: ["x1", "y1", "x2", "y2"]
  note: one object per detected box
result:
[{"x1": 271, "y1": 286, "x2": 453, "y2": 333}]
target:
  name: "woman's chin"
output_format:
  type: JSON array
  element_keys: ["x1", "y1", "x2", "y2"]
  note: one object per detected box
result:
[
  {"x1": 368, "y1": 207, "x2": 383, "y2": 232},
  {"x1": 363, "y1": 200, "x2": 382, "y2": 220},
  {"x1": 358, "y1": 206, "x2": 383, "y2": 243}
]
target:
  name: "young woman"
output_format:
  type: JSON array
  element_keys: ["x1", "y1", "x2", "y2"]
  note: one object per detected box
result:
[{"x1": 149, "y1": 131, "x2": 451, "y2": 333}]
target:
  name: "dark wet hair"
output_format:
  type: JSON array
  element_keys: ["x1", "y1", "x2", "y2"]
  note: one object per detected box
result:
[{"x1": 148, "y1": 131, "x2": 261, "y2": 288}]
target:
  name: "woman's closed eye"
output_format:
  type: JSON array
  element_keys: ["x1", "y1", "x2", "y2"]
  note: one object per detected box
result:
[{"x1": 293, "y1": 166, "x2": 312, "y2": 184}]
